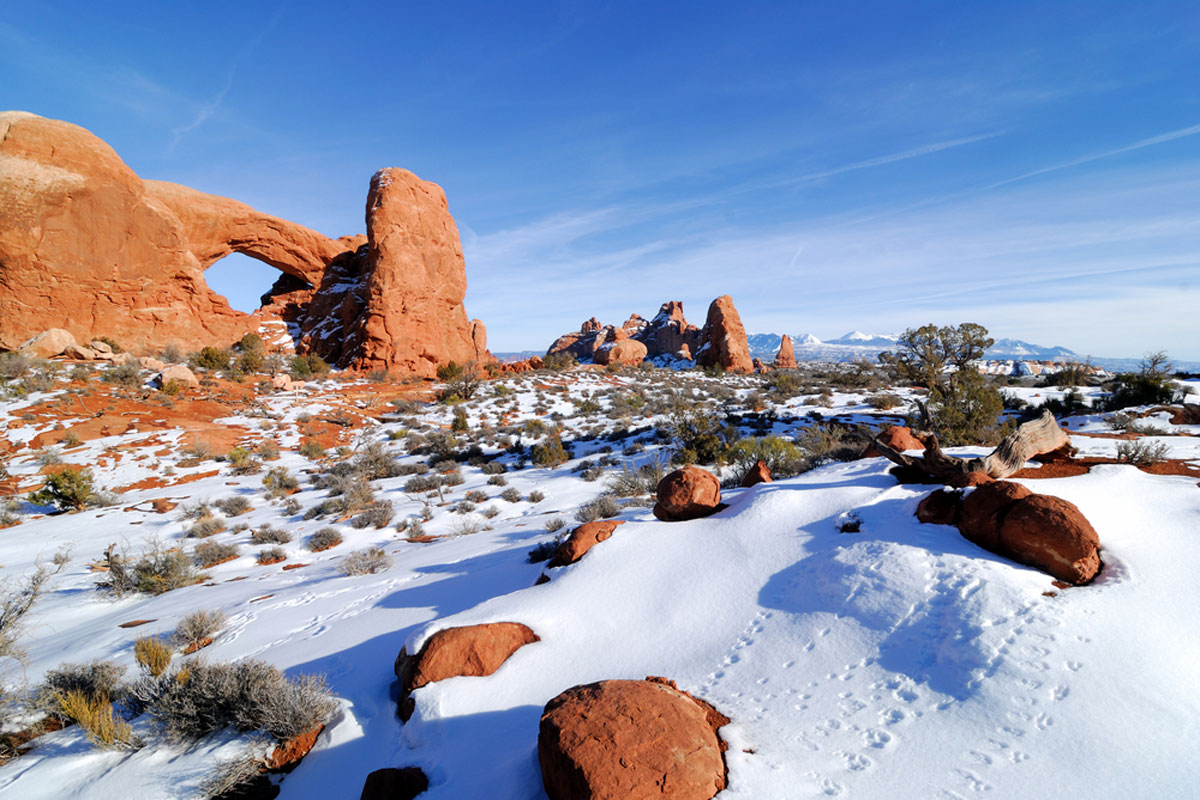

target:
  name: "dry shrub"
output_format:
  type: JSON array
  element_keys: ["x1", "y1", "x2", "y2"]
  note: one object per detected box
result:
[
  {"x1": 149, "y1": 660, "x2": 336, "y2": 742},
  {"x1": 173, "y1": 610, "x2": 227, "y2": 653},
  {"x1": 338, "y1": 548, "x2": 392, "y2": 576}
]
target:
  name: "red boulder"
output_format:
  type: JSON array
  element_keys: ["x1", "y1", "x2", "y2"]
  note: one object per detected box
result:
[
  {"x1": 551, "y1": 520, "x2": 624, "y2": 567},
  {"x1": 539, "y1": 678, "x2": 728, "y2": 800},
  {"x1": 739, "y1": 459, "x2": 773, "y2": 488},
  {"x1": 653, "y1": 466, "x2": 723, "y2": 522},
  {"x1": 958, "y1": 480, "x2": 1033, "y2": 551},
  {"x1": 999, "y1": 494, "x2": 1102, "y2": 585},
  {"x1": 394, "y1": 622, "x2": 539, "y2": 720}
]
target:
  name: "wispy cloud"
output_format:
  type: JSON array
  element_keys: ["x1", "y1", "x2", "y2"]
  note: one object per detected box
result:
[
  {"x1": 985, "y1": 121, "x2": 1200, "y2": 189},
  {"x1": 169, "y1": 4, "x2": 286, "y2": 149}
]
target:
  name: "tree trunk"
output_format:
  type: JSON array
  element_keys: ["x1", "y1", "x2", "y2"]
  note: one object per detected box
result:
[{"x1": 870, "y1": 410, "x2": 1071, "y2": 483}]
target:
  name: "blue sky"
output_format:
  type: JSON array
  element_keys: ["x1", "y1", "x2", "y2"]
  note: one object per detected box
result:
[{"x1": 3, "y1": 1, "x2": 1199, "y2": 360}]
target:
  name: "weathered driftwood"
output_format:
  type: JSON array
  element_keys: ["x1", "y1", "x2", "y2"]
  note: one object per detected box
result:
[{"x1": 871, "y1": 410, "x2": 1071, "y2": 482}]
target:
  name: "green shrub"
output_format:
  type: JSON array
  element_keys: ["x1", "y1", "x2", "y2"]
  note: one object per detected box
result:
[
  {"x1": 226, "y1": 447, "x2": 262, "y2": 476},
  {"x1": 289, "y1": 353, "x2": 330, "y2": 380},
  {"x1": 29, "y1": 467, "x2": 96, "y2": 511},
  {"x1": 103, "y1": 362, "x2": 142, "y2": 389},
  {"x1": 727, "y1": 436, "x2": 807, "y2": 480},
  {"x1": 193, "y1": 347, "x2": 231, "y2": 371},
  {"x1": 531, "y1": 430, "x2": 569, "y2": 468}
]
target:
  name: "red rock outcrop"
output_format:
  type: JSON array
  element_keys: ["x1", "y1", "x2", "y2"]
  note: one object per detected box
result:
[
  {"x1": 595, "y1": 338, "x2": 648, "y2": 367},
  {"x1": 694, "y1": 295, "x2": 753, "y2": 374},
  {"x1": 654, "y1": 466, "x2": 724, "y2": 522},
  {"x1": 861, "y1": 426, "x2": 926, "y2": 459},
  {"x1": 916, "y1": 488, "x2": 961, "y2": 526},
  {"x1": 144, "y1": 180, "x2": 342, "y2": 286},
  {"x1": 550, "y1": 520, "x2": 624, "y2": 567},
  {"x1": 774, "y1": 334, "x2": 798, "y2": 370},
  {"x1": 394, "y1": 621, "x2": 539, "y2": 720},
  {"x1": 636, "y1": 301, "x2": 702, "y2": 359},
  {"x1": 0, "y1": 113, "x2": 488, "y2": 377},
  {"x1": 539, "y1": 678, "x2": 728, "y2": 800}
]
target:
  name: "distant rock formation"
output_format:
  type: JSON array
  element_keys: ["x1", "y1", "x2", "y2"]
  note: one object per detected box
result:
[
  {"x1": 773, "y1": 334, "x2": 797, "y2": 370},
  {"x1": 544, "y1": 299, "x2": 724, "y2": 366},
  {"x1": 694, "y1": 295, "x2": 753, "y2": 374},
  {"x1": 0, "y1": 112, "x2": 487, "y2": 377}
]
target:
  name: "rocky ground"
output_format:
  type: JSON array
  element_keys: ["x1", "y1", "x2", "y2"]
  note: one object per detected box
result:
[{"x1": 0, "y1": 358, "x2": 1197, "y2": 798}]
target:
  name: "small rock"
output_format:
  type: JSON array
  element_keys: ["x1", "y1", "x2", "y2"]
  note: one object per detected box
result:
[
  {"x1": 157, "y1": 364, "x2": 199, "y2": 388},
  {"x1": 861, "y1": 426, "x2": 926, "y2": 459},
  {"x1": 739, "y1": 459, "x2": 773, "y2": 488}
]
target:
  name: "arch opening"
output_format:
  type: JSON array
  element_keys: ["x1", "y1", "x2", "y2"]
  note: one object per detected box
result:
[{"x1": 204, "y1": 252, "x2": 287, "y2": 313}]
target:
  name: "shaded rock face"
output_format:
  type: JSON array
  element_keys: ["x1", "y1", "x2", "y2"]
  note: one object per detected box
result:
[
  {"x1": 550, "y1": 520, "x2": 624, "y2": 567},
  {"x1": 917, "y1": 480, "x2": 1102, "y2": 585},
  {"x1": 773, "y1": 334, "x2": 797, "y2": 370},
  {"x1": 359, "y1": 767, "x2": 429, "y2": 800},
  {"x1": 694, "y1": 295, "x2": 753, "y2": 374},
  {"x1": 538, "y1": 678, "x2": 728, "y2": 800},
  {"x1": 394, "y1": 621, "x2": 539, "y2": 720},
  {"x1": 654, "y1": 466, "x2": 724, "y2": 522},
  {"x1": 0, "y1": 113, "x2": 486, "y2": 377},
  {"x1": 637, "y1": 301, "x2": 702, "y2": 359}
]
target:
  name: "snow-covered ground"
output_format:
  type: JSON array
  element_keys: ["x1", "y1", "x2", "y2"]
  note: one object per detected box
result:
[{"x1": 0, "y1": 367, "x2": 1197, "y2": 798}]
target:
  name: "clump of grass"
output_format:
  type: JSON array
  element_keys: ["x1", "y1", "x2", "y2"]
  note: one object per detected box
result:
[
  {"x1": 55, "y1": 689, "x2": 141, "y2": 750},
  {"x1": 528, "y1": 490, "x2": 546, "y2": 503},
  {"x1": 186, "y1": 517, "x2": 226, "y2": 538},
  {"x1": 262, "y1": 466, "x2": 299, "y2": 498},
  {"x1": 544, "y1": 517, "x2": 566, "y2": 533},
  {"x1": 500, "y1": 487, "x2": 522, "y2": 503},
  {"x1": 339, "y1": 548, "x2": 392, "y2": 576},
  {"x1": 350, "y1": 501, "x2": 394, "y2": 530},
  {"x1": 149, "y1": 660, "x2": 336, "y2": 742},
  {"x1": 134, "y1": 636, "x2": 173, "y2": 678},
  {"x1": 36, "y1": 661, "x2": 126, "y2": 722},
  {"x1": 574, "y1": 495, "x2": 621, "y2": 523},
  {"x1": 306, "y1": 528, "x2": 343, "y2": 552}
]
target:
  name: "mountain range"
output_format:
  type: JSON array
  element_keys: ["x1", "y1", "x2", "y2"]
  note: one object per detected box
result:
[{"x1": 746, "y1": 331, "x2": 1079, "y2": 363}]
